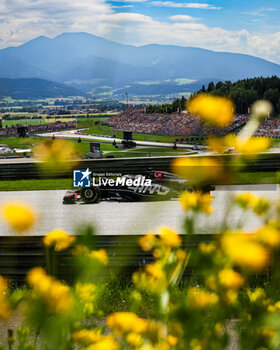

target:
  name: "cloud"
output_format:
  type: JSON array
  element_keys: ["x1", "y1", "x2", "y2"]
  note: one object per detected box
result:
[
  {"x1": 96, "y1": 12, "x2": 280, "y2": 64},
  {"x1": 243, "y1": 7, "x2": 276, "y2": 17},
  {"x1": 149, "y1": 2, "x2": 222, "y2": 10},
  {"x1": 111, "y1": 0, "x2": 146, "y2": 2},
  {"x1": 170, "y1": 15, "x2": 199, "y2": 22},
  {"x1": 0, "y1": 0, "x2": 112, "y2": 47},
  {"x1": 112, "y1": 5, "x2": 134, "y2": 8}
]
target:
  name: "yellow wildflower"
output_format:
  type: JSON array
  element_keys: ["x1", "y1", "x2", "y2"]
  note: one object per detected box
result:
[
  {"x1": 88, "y1": 249, "x2": 108, "y2": 265},
  {"x1": 234, "y1": 193, "x2": 258, "y2": 209},
  {"x1": 167, "y1": 334, "x2": 178, "y2": 347},
  {"x1": 221, "y1": 233, "x2": 269, "y2": 270},
  {"x1": 267, "y1": 300, "x2": 280, "y2": 313},
  {"x1": 107, "y1": 312, "x2": 147, "y2": 337},
  {"x1": 268, "y1": 219, "x2": 280, "y2": 231},
  {"x1": 43, "y1": 229, "x2": 76, "y2": 251},
  {"x1": 267, "y1": 304, "x2": 276, "y2": 312},
  {"x1": 206, "y1": 275, "x2": 217, "y2": 291},
  {"x1": 274, "y1": 301, "x2": 280, "y2": 310},
  {"x1": 190, "y1": 338, "x2": 203, "y2": 350},
  {"x1": 222, "y1": 290, "x2": 238, "y2": 305},
  {"x1": 126, "y1": 332, "x2": 143, "y2": 347},
  {"x1": 72, "y1": 244, "x2": 90, "y2": 256},
  {"x1": 145, "y1": 320, "x2": 165, "y2": 342},
  {"x1": 179, "y1": 191, "x2": 198, "y2": 211},
  {"x1": 234, "y1": 192, "x2": 269, "y2": 215},
  {"x1": 214, "y1": 323, "x2": 223, "y2": 336},
  {"x1": 139, "y1": 232, "x2": 156, "y2": 251},
  {"x1": 172, "y1": 156, "x2": 224, "y2": 183},
  {"x1": 75, "y1": 282, "x2": 96, "y2": 314},
  {"x1": 206, "y1": 136, "x2": 228, "y2": 154},
  {"x1": 84, "y1": 336, "x2": 120, "y2": 350},
  {"x1": 247, "y1": 288, "x2": 266, "y2": 304},
  {"x1": 72, "y1": 329, "x2": 103, "y2": 345},
  {"x1": 153, "y1": 248, "x2": 163, "y2": 259},
  {"x1": 176, "y1": 249, "x2": 187, "y2": 262},
  {"x1": 267, "y1": 305, "x2": 277, "y2": 312},
  {"x1": 187, "y1": 94, "x2": 234, "y2": 126},
  {"x1": 218, "y1": 269, "x2": 244, "y2": 290},
  {"x1": 33, "y1": 139, "x2": 77, "y2": 173},
  {"x1": 0, "y1": 276, "x2": 11, "y2": 319},
  {"x1": 42, "y1": 281, "x2": 72, "y2": 313},
  {"x1": 146, "y1": 263, "x2": 165, "y2": 280},
  {"x1": 187, "y1": 287, "x2": 218, "y2": 309},
  {"x1": 168, "y1": 322, "x2": 184, "y2": 341},
  {"x1": 199, "y1": 242, "x2": 216, "y2": 254},
  {"x1": 253, "y1": 198, "x2": 270, "y2": 216},
  {"x1": 198, "y1": 192, "x2": 214, "y2": 214},
  {"x1": 27, "y1": 267, "x2": 72, "y2": 313},
  {"x1": 226, "y1": 135, "x2": 271, "y2": 154},
  {"x1": 256, "y1": 225, "x2": 280, "y2": 247},
  {"x1": 158, "y1": 226, "x2": 181, "y2": 248},
  {"x1": 258, "y1": 326, "x2": 276, "y2": 339},
  {"x1": 1, "y1": 200, "x2": 36, "y2": 232},
  {"x1": 133, "y1": 261, "x2": 167, "y2": 294}
]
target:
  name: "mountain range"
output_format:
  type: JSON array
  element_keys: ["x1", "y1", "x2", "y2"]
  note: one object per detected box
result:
[{"x1": 1, "y1": 32, "x2": 280, "y2": 99}]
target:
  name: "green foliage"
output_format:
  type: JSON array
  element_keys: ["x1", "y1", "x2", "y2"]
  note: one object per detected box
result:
[{"x1": 198, "y1": 76, "x2": 280, "y2": 114}]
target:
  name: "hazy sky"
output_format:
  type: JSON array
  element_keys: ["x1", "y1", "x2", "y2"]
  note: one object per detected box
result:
[{"x1": 0, "y1": 0, "x2": 279, "y2": 63}]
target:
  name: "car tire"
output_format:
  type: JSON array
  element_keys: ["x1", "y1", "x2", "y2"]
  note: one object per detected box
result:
[{"x1": 81, "y1": 187, "x2": 100, "y2": 203}]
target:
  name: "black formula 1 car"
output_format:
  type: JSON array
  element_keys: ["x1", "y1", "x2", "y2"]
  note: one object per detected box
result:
[{"x1": 63, "y1": 171, "x2": 214, "y2": 204}]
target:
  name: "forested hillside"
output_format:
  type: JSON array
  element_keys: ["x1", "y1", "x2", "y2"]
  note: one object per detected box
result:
[
  {"x1": 0, "y1": 78, "x2": 83, "y2": 99},
  {"x1": 196, "y1": 76, "x2": 280, "y2": 114}
]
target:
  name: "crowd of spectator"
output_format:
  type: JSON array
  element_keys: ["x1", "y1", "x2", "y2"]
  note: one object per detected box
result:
[
  {"x1": 0, "y1": 121, "x2": 77, "y2": 137},
  {"x1": 254, "y1": 119, "x2": 280, "y2": 138},
  {"x1": 107, "y1": 109, "x2": 250, "y2": 137}
]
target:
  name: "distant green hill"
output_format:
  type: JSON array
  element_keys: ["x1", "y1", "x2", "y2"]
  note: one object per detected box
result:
[{"x1": 0, "y1": 78, "x2": 84, "y2": 99}]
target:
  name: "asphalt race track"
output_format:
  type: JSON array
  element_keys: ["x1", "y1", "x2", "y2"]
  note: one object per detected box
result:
[
  {"x1": 0, "y1": 185, "x2": 278, "y2": 236},
  {"x1": 36, "y1": 130, "x2": 195, "y2": 149}
]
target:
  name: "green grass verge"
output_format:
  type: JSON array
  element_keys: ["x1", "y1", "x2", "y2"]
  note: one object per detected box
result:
[
  {"x1": 105, "y1": 147, "x2": 188, "y2": 158},
  {"x1": 0, "y1": 178, "x2": 73, "y2": 191},
  {"x1": 0, "y1": 172, "x2": 278, "y2": 191},
  {"x1": 1, "y1": 137, "x2": 44, "y2": 149},
  {"x1": 0, "y1": 137, "x2": 186, "y2": 156},
  {"x1": 84, "y1": 124, "x2": 179, "y2": 142},
  {"x1": 2, "y1": 116, "x2": 110, "y2": 128},
  {"x1": 0, "y1": 137, "x2": 100, "y2": 156},
  {"x1": 234, "y1": 171, "x2": 280, "y2": 185},
  {"x1": 3, "y1": 119, "x2": 45, "y2": 127}
]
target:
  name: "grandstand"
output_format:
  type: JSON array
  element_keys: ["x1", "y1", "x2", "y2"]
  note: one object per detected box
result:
[
  {"x1": 0, "y1": 121, "x2": 77, "y2": 137},
  {"x1": 107, "y1": 109, "x2": 250, "y2": 137},
  {"x1": 107, "y1": 109, "x2": 280, "y2": 138},
  {"x1": 254, "y1": 119, "x2": 280, "y2": 139}
]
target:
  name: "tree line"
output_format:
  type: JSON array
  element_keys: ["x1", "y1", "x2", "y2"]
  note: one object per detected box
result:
[
  {"x1": 142, "y1": 76, "x2": 280, "y2": 115},
  {"x1": 197, "y1": 76, "x2": 280, "y2": 114}
]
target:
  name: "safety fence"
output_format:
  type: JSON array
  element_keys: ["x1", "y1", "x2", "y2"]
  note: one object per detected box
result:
[
  {"x1": 0, "y1": 154, "x2": 279, "y2": 181},
  {"x1": 0, "y1": 234, "x2": 214, "y2": 283}
]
